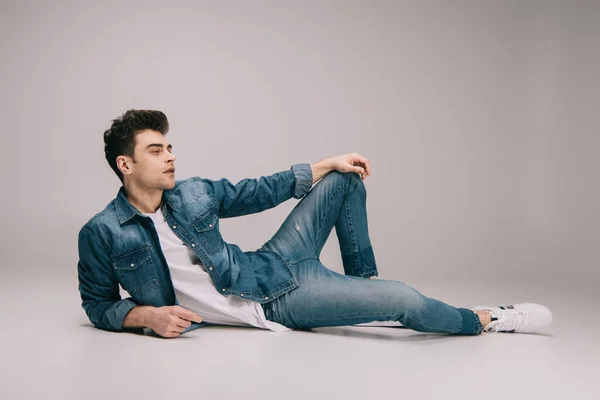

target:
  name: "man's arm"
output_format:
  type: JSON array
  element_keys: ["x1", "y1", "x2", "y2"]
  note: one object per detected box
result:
[
  {"x1": 77, "y1": 227, "x2": 143, "y2": 333},
  {"x1": 78, "y1": 227, "x2": 205, "y2": 337},
  {"x1": 310, "y1": 158, "x2": 335, "y2": 185},
  {"x1": 122, "y1": 305, "x2": 154, "y2": 329},
  {"x1": 202, "y1": 163, "x2": 313, "y2": 219}
]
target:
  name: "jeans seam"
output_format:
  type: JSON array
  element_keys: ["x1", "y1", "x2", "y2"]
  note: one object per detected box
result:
[
  {"x1": 315, "y1": 183, "x2": 347, "y2": 259},
  {"x1": 295, "y1": 312, "x2": 403, "y2": 327},
  {"x1": 287, "y1": 256, "x2": 319, "y2": 266},
  {"x1": 344, "y1": 192, "x2": 358, "y2": 274}
]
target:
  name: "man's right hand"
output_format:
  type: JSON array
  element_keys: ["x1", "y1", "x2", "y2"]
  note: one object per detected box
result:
[{"x1": 146, "y1": 306, "x2": 203, "y2": 338}]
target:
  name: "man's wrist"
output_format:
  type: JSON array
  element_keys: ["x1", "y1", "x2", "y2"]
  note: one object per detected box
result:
[
  {"x1": 122, "y1": 305, "x2": 155, "y2": 329},
  {"x1": 310, "y1": 158, "x2": 334, "y2": 185}
]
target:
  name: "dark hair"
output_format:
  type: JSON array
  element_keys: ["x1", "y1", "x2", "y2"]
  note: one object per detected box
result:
[{"x1": 103, "y1": 109, "x2": 170, "y2": 183}]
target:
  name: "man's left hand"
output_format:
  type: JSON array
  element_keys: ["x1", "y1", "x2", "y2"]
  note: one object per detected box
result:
[{"x1": 328, "y1": 153, "x2": 371, "y2": 181}]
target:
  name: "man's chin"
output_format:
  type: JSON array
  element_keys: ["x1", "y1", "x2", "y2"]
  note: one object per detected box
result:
[
  {"x1": 164, "y1": 180, "x2": 176, "y2": 190},
  {"x1": 158, "y1": 177, "x2": 176, "y2": 190}
]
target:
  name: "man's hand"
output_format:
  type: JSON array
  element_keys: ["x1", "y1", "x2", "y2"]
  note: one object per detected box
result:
[
  {"x1": 147, "y1": 305, "x2": 203, "y2": 338},
  {"x1": 310, "y1": 153, "x2": 371, "y2": 185},
  {"x1": 328, "y1": 153, "x2": 371, "y2": 181}
]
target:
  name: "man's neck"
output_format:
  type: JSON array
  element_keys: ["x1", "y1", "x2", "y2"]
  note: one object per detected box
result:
[{"x1": 123, "y1": 181, "x2": 163, "y2": 214}]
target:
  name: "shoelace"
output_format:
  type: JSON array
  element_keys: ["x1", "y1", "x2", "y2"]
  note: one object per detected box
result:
[{"x1": 483, "y1": 308, "x2": 530, "y2": 333}]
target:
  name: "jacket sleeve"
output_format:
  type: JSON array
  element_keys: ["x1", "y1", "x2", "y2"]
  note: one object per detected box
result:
[
  {"x1": 77, "y1": 227, "x2": 143, "y2": 333},
  {"x1": 202, "y1": 163, "x2": 313, "y2": 219}
]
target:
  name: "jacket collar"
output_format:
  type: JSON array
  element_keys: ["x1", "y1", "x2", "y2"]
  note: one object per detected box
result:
[{"x1": 114, "y1": 186, "x2": 180, "y2": 224}]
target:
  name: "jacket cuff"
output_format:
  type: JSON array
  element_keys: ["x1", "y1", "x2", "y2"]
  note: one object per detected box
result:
[
  {"x1": 106, "y1": 297, "x2": 139, "y2": 331},
  {"x1": 291, "y1": 163, "x2": 313, "y2": 199}
]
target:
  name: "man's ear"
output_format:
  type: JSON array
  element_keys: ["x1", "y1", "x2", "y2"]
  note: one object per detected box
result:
[{"x1": 117, "y1": 155, "x2": 130, "y2": 174}]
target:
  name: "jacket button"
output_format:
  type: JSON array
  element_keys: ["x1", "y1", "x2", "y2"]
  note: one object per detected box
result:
[
  {"x1": 265, "y1": 296, "x2": 269, "y2": 300},
  {"x1": 209, "y1": 224, "x2": 213, "y2": 228},
  {"x1": 240, "y1": 293, "x2": 244, "y2": 297},
  {"x1": 172, "y1": 225, "x2": 177, "y2": 229},
  {"x1": 209, "y1": 267, "x2": 213, "y2": 270},
  {"x1": 222, "y1": 288, "x2": 226, "y2": 292},
  {"x1": 130, "y1": 263, "x2": 134, "y2": 267},
  {"x1": 191, "y1": 243, "x2": 195, "y2": 247}
]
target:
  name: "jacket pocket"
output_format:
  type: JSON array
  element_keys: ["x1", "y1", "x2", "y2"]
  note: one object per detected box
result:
[
  {"x1": 191, "y1": 212, "x2": 224, "y2": 254},
  {"x1": 112, "y1": 246, "x2": 158, "y2": 296}
]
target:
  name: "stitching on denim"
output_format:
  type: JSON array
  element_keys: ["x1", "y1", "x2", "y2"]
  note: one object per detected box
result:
[
  {"x1": 343, "y1": 183, "x2": 361, "y2": 276},
  {"x1": 295, "y1": 313, "x2": 461, "y2": 334},
  {"x1": 287, "y1": 256, "x2": 319, "y2": 266},
  {"x1": 266, "y1": 277, "x2": 299, "y2": 298},
  {"x1": 112, "y1": 245, "x2": 152, "y2": 260},
  {"x1": 279, "y1": 296, "x2": 300, "y2": 328},
  {"x1": 315, "y1": 183, "x2": 347, "y2": 259},
  {"x1": 80, "y1": 227, "x2": 110, "y2": 253},
  {"x1": 295, "y1": 313, "x2": 401, "y2": 327},
  {"x1": 459, "y1": 308, "x2": 483, "y2": 334}
]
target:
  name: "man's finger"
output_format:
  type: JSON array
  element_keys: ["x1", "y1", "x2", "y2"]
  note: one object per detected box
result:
[
  {"x1": 173, "y1": 321, "x2": 188, "y2": 332},
  {"x1": 173, "y1": 306, "x2": 203, "y2": 322},
  {"x1": 357, "y1": 155, "x2": 370, "y2": 176},
  {"x1": 175, "y1": 317, "x2": 192, "y2": 328}
]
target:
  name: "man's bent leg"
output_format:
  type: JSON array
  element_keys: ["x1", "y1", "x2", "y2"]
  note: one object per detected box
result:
[
  {"x1": 261, "y1": 259, "x2": 483, "y2": 335},
  {"x1": 260, "y1": 170, "x2": 378, "y2": 278}
]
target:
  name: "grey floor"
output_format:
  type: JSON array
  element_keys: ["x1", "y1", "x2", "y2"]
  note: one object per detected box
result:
[{"x1": 1, "y1": 273, "x2": 598, "y2": 400}]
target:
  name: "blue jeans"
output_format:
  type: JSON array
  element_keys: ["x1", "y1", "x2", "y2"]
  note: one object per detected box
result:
[{"x1": 260, "y1": 171, "x2": 483, "y2": 335}]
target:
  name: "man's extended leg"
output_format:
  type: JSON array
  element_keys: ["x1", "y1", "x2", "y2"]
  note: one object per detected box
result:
[
  {"x1": 260, "y1": 170, "x2": 377, "y2": 278},
  {"x1": 261, "y1": 258, "x2": 484, "y2": 335}
]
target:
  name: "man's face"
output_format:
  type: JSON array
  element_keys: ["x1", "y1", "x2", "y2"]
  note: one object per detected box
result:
[{"x1": 122, "y1": 129, "x2": 177, "y2": 190}]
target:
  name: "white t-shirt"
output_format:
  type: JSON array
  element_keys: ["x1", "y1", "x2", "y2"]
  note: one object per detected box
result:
[{"x1": 142, "y1": 207, "x2": 290, "y2": 332}]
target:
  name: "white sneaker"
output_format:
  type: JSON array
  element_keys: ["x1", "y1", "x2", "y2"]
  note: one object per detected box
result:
[{"x1": 472, "y1": 303, "x2": 553, "y2": 333}]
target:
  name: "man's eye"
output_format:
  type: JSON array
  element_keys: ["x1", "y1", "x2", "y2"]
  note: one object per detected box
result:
[{"x1": 152, "y1": 150, "x2": 160, "y2": 154}]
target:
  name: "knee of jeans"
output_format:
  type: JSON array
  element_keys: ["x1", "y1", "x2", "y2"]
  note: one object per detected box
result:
[
  {"x1": 393, "y1": 283, "x2": 428, "y2": 311},
  {"x1": 327, "y1": 170, "x2": 364, "y2": 191},
  {"x1": 345, "y1": 170, "x2": 366, "y2": 195},
  {"x1": 321, "y1": 171, "x2": 366, "y2": 200},
  {"x1": 323, "y1": 170, "x2": 345, "y2": 184}
]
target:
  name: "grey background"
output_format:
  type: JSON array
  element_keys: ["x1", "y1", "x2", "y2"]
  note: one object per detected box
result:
[
  {"x1": 2, "y1": 0, "x2": 597, "y2": 287},
  {"x1": 1, "y1": 1, "x2": 598, "y2": 399}
]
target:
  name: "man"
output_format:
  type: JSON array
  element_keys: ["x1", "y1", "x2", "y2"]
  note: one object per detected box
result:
[{"x1": 77, "y1": 109, "x2": 552, "y2": 338}]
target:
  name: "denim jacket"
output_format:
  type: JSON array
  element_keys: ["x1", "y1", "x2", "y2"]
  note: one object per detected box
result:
[{"x1": 77, "y1": 163, "x2": 313, "y2": 333}]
